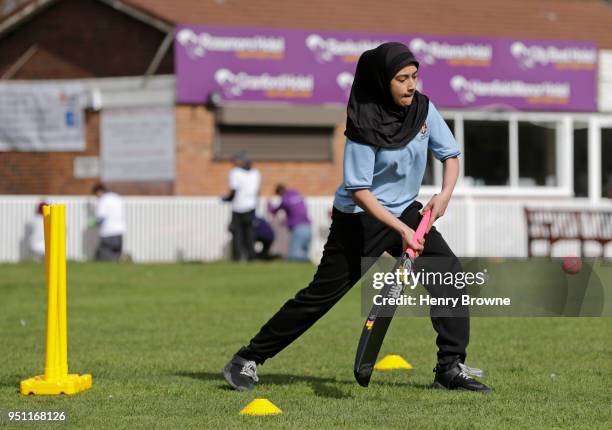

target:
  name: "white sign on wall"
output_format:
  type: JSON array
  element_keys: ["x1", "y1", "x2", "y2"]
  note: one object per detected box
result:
[
  {"x1": 73, "y1": 156, "x2": 100, "y2": 179},
  {"x1": 101, "y1": 107, "x2": 175, "y2": 182},
  {"x1": 0, "y1": 82, "x2": 86, "y2": 151}
]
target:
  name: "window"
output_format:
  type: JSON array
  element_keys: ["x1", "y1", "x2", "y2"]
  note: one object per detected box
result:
[
  {"x1": 518, "y1": 121, "x2": 557, "y2": 186},
  {"x1": 422, "y1": 150, "x2": 435, "y2": 185},
  {"x1": 422, "y1": 119, "x2": 454, "y2": 186},
  {"x1": 573, "y1": 126, "x2": 588, "y2": 197},
  {"x1": 602, "y1": 128, "x2": 612, "y2": 199},
  {"x1": 216, "y1": 125, "x2": 334, "y2": 161},
  {"x1": 464, "y1": 120, "x2": 509, "y2": 186},
  {"x1": 444, "y1": 119, "x2": 456, "y2": 137}
]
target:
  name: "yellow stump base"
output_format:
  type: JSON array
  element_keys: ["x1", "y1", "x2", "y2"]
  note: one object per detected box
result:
[{"x1": 20, "y1": 374, "x2": 92, "y2": 396}]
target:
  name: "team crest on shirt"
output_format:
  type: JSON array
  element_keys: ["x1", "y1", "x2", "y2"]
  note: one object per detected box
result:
[{"x1": 417, "y1": 123, "x2": 429, "y2": 140}]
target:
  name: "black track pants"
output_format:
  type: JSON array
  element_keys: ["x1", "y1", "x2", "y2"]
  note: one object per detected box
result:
[
  {"x1": 238, "y1": 201, "x2": 469, "y2": 370},
  {"x1": 230, "y1": 210, "x2": 256, "y2": 261}
]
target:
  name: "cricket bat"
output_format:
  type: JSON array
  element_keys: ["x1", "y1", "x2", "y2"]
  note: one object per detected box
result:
[{"x1": 354, "y1": 210, "x2": 432, "y2": 387}]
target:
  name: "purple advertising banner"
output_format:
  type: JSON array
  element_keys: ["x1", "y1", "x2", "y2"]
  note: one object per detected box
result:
[{"x1": 175, "y1": 25, "x2": 597, "y2": 111}]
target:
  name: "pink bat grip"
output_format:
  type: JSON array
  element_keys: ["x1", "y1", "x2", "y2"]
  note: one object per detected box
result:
[{"x1": 406, "y1": 210, "x2": 432, "y2": 259}]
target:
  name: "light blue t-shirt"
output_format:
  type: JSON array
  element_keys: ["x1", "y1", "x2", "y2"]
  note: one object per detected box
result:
[{"x1": 333, "y1": 102, "x2": 460, "y2": 216}]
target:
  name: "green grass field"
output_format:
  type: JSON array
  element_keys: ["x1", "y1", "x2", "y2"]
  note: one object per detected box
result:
[{"x1": 1, "y1": 262, "x2": 610, "y2": 429}]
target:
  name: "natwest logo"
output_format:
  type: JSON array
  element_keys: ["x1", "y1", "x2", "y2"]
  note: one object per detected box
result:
[
  {"x1": 510, "y1": 42, "x2": 596, "y2": 70},
  {"x1": 306, "y1": 34, "x2": 385, "y2": 63},
  {"x1": 214, "y1": 69, "x2": 314, "y2": 98},
  {"x1": 336, "y1": 72, "x2": 354, "y2": 98},
  {"x1": 409, "y1": 38, "x2": 492, "y2": 67},
  {"x1": 176, "y1": 29, "x2": 285, "y2": 59},
  {"x1": 450, "y1": 75, "x2": 570, "y2": 105}
]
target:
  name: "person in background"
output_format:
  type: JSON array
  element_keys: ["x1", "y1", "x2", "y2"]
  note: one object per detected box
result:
[
  {"x1": 91, "y1": 183, "x2": 126, "y2": 261},
  {"x1": 253, "y1": 215, "x2": 276, "y2": 260},
  {"x1": 222, "y1": 152, "x2": 261, "y2": 262},
  {"x1": 268, "y1": 184, "x2": 312, "y2": 261},
  {"x1": 28, "y1": 201, "x2": 47, "y2": 261}
]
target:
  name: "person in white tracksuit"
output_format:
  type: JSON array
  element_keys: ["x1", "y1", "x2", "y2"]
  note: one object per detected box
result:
[{"x1": 92, "y1": 183, "x2": 126, "y2": 261}]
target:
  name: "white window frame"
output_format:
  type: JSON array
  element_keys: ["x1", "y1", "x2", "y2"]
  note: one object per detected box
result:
[
  {"x1": 595, "y1": 117, "x2": 612, "y2": 202},
  {"x1": 421, "y1": 110, "x2": 612, "y2": 198}
]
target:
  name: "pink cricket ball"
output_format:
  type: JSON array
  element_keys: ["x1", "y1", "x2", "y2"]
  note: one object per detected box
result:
[{"x1": 562, "y1": 256, "x2": 582, "y2": 274}]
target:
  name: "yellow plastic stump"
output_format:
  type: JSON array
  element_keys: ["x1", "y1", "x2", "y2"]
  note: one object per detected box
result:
[
  {"x1": 374, "y1": 354, "x2": 413, "y2": 370},
  {"x1": 20, "y1": 204, "x2": 92, "y2": 396},
  {"x1": 239, "y1": 398, "x2": 283, "y2": 416}
]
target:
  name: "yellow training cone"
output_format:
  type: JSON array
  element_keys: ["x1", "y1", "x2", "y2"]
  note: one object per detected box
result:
[
  {"x1": 239, "y1": 398, "x2": 282, "y2": 416},
  {"x1": 374, "y1": 354, "x2": 413, "y2": 370}
]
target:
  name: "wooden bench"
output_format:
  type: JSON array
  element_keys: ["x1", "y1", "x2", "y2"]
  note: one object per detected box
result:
[{"x1": 524, "y1": 208, "x2": 612, "y2": 257}]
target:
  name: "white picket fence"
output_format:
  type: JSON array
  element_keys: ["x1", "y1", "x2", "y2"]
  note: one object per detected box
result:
[{"x1": 0, "y1": 195, "x2": 610, "y2": 263}]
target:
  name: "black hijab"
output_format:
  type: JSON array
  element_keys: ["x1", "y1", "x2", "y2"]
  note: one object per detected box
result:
[{"x1": 344, "y1": 42, "x2": 429, "y2": 149}]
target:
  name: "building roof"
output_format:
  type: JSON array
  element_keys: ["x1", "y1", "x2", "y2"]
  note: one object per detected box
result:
[
  {"x1": 1, "y1": 0, "x2": 611, "y2": 48},
  {"x1": 0, "y1": 0, "x2": 174, "y2": 78},
  {"x1": 0, "y1": 0, "x2": 612, "y2": 49},
  {"x1": 122, "y1": 0, "x2": 612, "y2": 48},
  {"x1": 0, "y1": 0, "x2": 172, "y2": 38}
]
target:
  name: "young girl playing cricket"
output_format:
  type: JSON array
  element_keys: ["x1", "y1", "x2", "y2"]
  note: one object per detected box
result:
[{"x1": 223, "y1": 42, "x2": 491, "y2": 394}]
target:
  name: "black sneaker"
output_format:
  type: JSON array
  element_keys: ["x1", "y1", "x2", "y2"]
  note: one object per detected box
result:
[
  {"x1": 223, "y1": 354, "x2": 259, "y2": 391},
  {"x1": 432, "y1": 363, "x2": 492, "y2": 394}
]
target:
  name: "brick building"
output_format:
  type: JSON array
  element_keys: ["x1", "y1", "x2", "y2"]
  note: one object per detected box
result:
[{"x1": 1, "y1": 0, "x2": 611, "y2": 198}]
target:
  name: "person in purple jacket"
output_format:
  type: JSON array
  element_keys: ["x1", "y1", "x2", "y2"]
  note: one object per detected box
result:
[
  {"x1": 268, "y1": 184, "x2": 312, "y2": 261},
  {"x1": 253, "y1": 215, "x2": 276, "y2": 260}
]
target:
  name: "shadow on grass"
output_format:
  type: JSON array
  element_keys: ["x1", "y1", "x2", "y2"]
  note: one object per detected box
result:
[
  {"x1": 177, "y1": 371, "x2": 352, "y2": 399},
  {"x1": 176, "y1": 371, "x2": 431, "y2": 398},
  {"x1": 0, "y1": 375, "x2": 21, "y2": 389}
]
